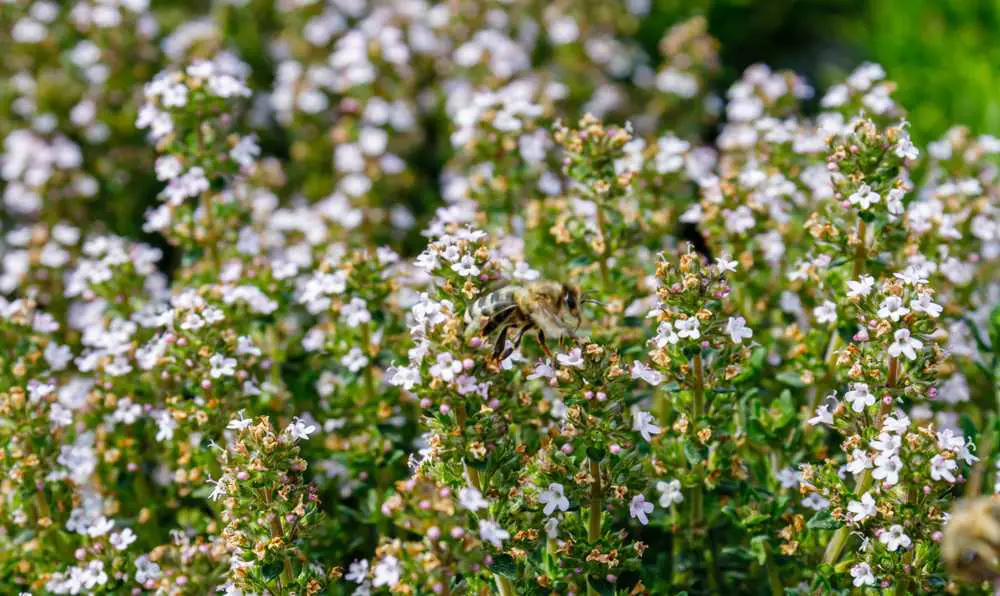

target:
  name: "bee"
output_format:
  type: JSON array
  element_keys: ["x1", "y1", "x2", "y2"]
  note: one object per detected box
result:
[
  {"x1": 464, "y1": 281, "x2": 593, "y2": 362},
  {"x1": 942, "y1": 496, "x2": 1000, "y2": 584}
]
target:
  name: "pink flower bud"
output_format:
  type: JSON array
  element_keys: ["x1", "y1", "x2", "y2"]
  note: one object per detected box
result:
[
  {"x1": 561, "y1": 444, "x2": 572, "y2": 454},
  {"x1": 463, "y1": 358, "x2": 474, "y2": 370},
  {"x1": 176, "y1": 576, "x2": 188, "y2": 586},
  {"x1": 882, "y1": 396, "x2": 893, "y2": 406},
  {"x1": 439, "y1": 404, "x2": 450, "y2": 415},
  {"x1": 201, "y1": 379, "x2": 212, "y2": 390},
  {"x1": 923, "y1": 485, "x2": 931, "y2": 494},
  {"x1": 451, "y1": 527, "x2": 464, "y2": 538},
  {"x1": 237, "y1": 471, "x2": 249, "y2": 480},
  {"x1": 420, "y1": 398, "x2": 432, "y2": 409},
  {"x1": 75, "y1": 548, "x2": 86, "y2": 560},
  {"x1": 177, "y1": 337, "x2": 188, "y2": 347},
  {"x1": 488, "y1": 399, "x2": 500, "y2": 409},
  {"x1": 427, "y1": 526, "x2": 441, "y2": 540},
  {"x1": 606, "y1": 575, "x2": 617, "y2": 583},
  {"x1": 932, "y1": 531, "x2": 943, "y2": 542},
  {"x1": 610, "y1": 444, "x2": 621, "y2": 455},
  {"x1": 470, "y1": 337, "x2": 482, "y2": 348},
  {"x1": 419, "y1": 500, "x2": 431, "y2": 510}
]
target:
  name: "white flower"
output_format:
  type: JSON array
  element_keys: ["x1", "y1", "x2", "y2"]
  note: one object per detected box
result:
[
  {"x1": 910, "y1": 293, "x2": 942, "y2": 318},
  {"x1": 632, "y1": 410, "x2": 661, "y2": 442},
  {"x1": 807, "y1": 404, "x2": 834, "y2": 426},
  {"x1": 478, "y1": 520, "x2": 510, "y2": 547},
  {"x1": 227, "y1": 410, "x2": 252, "y2": 431},
  {"x1": 387, "y1": 365, "x2": 420, "y2": 390},
  {"x1": 894, "y1": 265, "x2": 928, "y2": 286},
  {"x1": 725, "y1": 316, "x2": 753, "y2": 344},
  {"x1": 895, "y1": 137, "x2": 919, "y2": 160},
  {"x1": 209, "y1": 353, "x2": 236, "y2": 378},
  {"x1": 877, "y1": 296, "x2": 910, "y2": 321},
  {"x1": 848, "y1": 183, "x2": 879, "y2": 210},
  {"x1": 814, "y1": 301, "x2": 837, "y2": 324},
  {"x1": 631, "y1": 361, "x2": 664, "y2": 386},
  {"x1": 850, "y1": 562, "x2": 876, "y2": 587},
  {"x1": 459, "y1": 487, "x2": 488, "y2": 512},
  {"x1": 872, "y1": 454, "x2": 903, "y2": 486},
  {"x1": 110, "y1": 528, "x2": 137, "y2": 551},
  {"x1": 538, "y1": 483, "x2": 570, "y2": 516},
  {"x1": 716, "y1": 254, "x2": 738, "y2": 273},
  {"x1": 883, "y1": 411, "x2": 910, "y2": 434},
  {"x1": 888, "y1": 328, "x2": 922, "y2": 361},
  {"x1": 879, "y1": 524, "x2": 911, "y2": 552},
  {"x1": 651, "y1": 321, "x2": 680, "y2": 347},
  {"x1": 629, "y1": 494, "x2": 654, "y2": 525},
  {"x1": 802, "y1": 493, "x2": 830, "y2": 510},
  {"x1": 429, "y1": 353, "x2": 463, "y2": 382},
  {"x1": 286, "y1": 417, "x2": 317, "y2": 441},
  {"x1": 847, "y1": 492, "x2": 876, "y2": 522},
  {"x1": 452, "y1": 255, "x2": 480, "y2": 277},
  {"x1": 846, "y1": 449, "x2": 872, "y2": 476},
  {"x1": 656, "y1": 479, "x2": 684, "y2": 507},
  {"x1": 372, "y1": 556, "x2": 401, "y2": 587},
  {"x1": 930, "y1": 454, "x2": 958, "y2": 483},
  {"x1": 675, "y1": 317, "x2": 700, "y2": 340},
  {"x1": 346, "y1": 560, "x2": 369, "y2": 584},
  {"x1": 844, "y1": 383, "x2": 875, "y2": 413},
  {"x1": 556, "y1": 347, "x2": 584, "y2": 368},
  {"x1": 846, "y1": 275, "x2": 875, "y2": 298}
]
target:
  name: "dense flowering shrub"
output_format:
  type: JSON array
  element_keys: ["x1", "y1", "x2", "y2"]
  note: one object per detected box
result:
[{"x1": 2, "y1": 1, "x2": 1000, "y2": 595}]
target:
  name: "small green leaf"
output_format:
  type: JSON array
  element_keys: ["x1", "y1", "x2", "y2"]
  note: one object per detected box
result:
[
  {"x1": 806, "y1": 509, "x2": 840, "y2": 530},
  {"x1": 775, "y1": 372, "x2": 805, "y2": 388},
  {"x1": 489, "y1": 554, "x2": 518, "y2": 578}
]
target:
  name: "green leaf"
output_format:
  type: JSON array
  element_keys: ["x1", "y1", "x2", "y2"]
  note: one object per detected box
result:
[
  {"x1": 488, "y1": 554, "x2": 518, "y2": 579},
  {"x1": 683, "y1": 439, "x2": 703, "y2": 465},
  {"x1": 775, "y1": 372, "x2": 805, "y2": 388},
  {"x1": 806, "y1": 509, "x2": 840, "y2": 530},
  {"x1": 261, "y1": 561, "x2": 284, "y2": 581}
]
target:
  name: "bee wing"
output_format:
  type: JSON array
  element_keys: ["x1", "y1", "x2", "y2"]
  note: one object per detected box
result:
[{"x1": 531, "y1": 303, "x2": 575, "y2": 339}]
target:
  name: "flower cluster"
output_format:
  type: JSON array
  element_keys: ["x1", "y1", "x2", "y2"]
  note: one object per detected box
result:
[{"x1": 3, "y1": 2, "x2": 1000, "y2": 595}]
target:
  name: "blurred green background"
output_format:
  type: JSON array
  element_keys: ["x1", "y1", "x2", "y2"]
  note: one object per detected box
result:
[{"x1": 638, "y1": 0, "x2": 1000, "y2": 143}]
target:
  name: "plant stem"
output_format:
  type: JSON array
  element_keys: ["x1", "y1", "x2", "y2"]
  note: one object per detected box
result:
[
  {"x1": 361, "y1": 322, "x2": 377, "y2": 404},
  {"x1": 496, "y1": 576, "x2": 515, "y2": 596},
  {"x1": 594, "y1": 205, "x2": 611, "y2": 292},
  {"x1": 691, "y1": 352, "x2": 705, "y2": 531},
  {"x1": 588, "y1": 459, "x2": 602, "y2": 542},
  {"x1": 852, "y1": 217, "x2": 867, "y2": 278},
  {"x1": 823, "y1": 356, "x2": 898, "y2": 564},
  {"x1": 765, "y1": 544, "x2": 783, "y2": 596}
]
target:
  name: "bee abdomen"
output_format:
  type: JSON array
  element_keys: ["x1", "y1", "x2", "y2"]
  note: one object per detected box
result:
[{"x1": 464, "y1": 288, "x2": 518, "y2": 325}]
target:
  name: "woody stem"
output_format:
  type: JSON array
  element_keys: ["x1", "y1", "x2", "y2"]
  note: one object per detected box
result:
[
  {"x1": 852, "y1": 217, "x2": 867, "y2": 278},
  {"x1": 595, "y1": 205, "x2": 611, "y2": 293},
  {"x1": 691, "y1": 352, "x2": 705, "y2": 530}
]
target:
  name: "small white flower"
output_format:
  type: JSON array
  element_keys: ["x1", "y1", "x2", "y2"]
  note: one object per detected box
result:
[
  {"x1": 629, "y1": 494, "x2": 654, "y2": 525},
  {"x1": 110, "y1": 528, "x2": 137, "y2": 551},
  {"x1": 656, "y1": 479, "x2": 684, "y2": 507},
  {"x1": 372, "y1": 556, "x2": 401, "y2": 588},
  {"x1": 459, "y1": 487, "x2": 488, "y2": 512},
  {"x1": 675, "y1": 317, "x2": 700, "y2": 340},
  {"x1": 651, "y1": 321, "x2": 680, "y2": 347},
  {"x1": 872, "y1": 454, "x2": 903, "y2": 486},
  {"x1": 286, "y1": 417, "x2": 317, "y2": 441},
  {"x1": 452, "y1": 255, "x2": 480, "y2": 277},
  {"x1": 632, "y1": 410, "x2": 661, "y2": 442},
  {"x1": 888, "y1": 328, "x2": 922, "y2": 361},
  {"x1": 813, "y1": 301, "x2": 837, "y2": 324},
  {"x1": 930, "y1": 454, "x2": 958, "y2": 483},
  {"x1": 844, "y1": 383, "x2": 875, "y2": 413},
  {"x1": 630, "y1": 361, "x2": 664, "y2": 386},
  {"x1": 227, "y1": 410, "x2": 252, "y2": 431},
  {"x1": 877, "y1": 296, "x2": 910, "y2": 322},
  {"x1": 850, "y1": 562, "x2": 876, "y2": 587},
  {"x1": 910, "y1": 293, "x2": 942, "y2": 318},
  {"x1": 715, "y1": 254, "x2": 738, "y2": 273},
  {"x1": 346, "y1": 560, "x2": 369, "y2": 584},
  {"x1": 807, "y1": 404, "x2": 834, "y2": 426},
  {"x1": 725, "y1": 316, "x2": 753, "y2": 344},
  {"x1": 848, "y1": 183, "x2": 880, "y2": 210},
  {"x1": 846, "y1": 449, "x2": 872, "y2": 476},
  {"x1": 847, "y1": 492, "x2": 876, "y2": 522},
  {"x1": 846, "y1": 275, "x2": 875, "y2": 298},
  {"x1": 209, "y1": 353, "x2": 236, "y2": 378},
  {"x1": 879, "y1": 524, "x2": 911, "y2": 552},
  {"x1": 478, "y1": 520, "x2": 510, "y2": 547},
  {"x1": 538, "y1": 483, "x2": 570, "y2": 516},
  {"x1": 556, "y1": 347, "x2": 584, "y2": 368}
]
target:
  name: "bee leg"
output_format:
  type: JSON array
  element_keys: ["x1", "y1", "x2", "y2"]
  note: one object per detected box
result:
[
  {"x1": 481, "y1": 307, "x2": 516, "y2": 338},
  {"x1": 537, "y1": 329, "x2": 553, "y2": 359},
  {"x1": 500, "y1": 325, "x2": 531, "y2": 362},
  {"x1": 491, "y1": 326, "x2": 511, "y2": 361}
]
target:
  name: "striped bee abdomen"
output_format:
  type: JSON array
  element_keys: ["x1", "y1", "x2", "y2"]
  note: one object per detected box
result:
[{"x1": 464, "y1": 287, "x2": 520, "y2": 327}]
